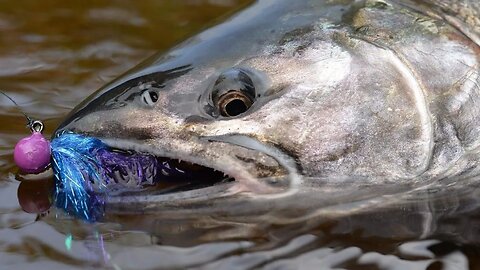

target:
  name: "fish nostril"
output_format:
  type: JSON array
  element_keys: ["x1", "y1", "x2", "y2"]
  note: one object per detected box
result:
[{"x1": 149, "y1": 91, "x2": 158, "y2": 102}]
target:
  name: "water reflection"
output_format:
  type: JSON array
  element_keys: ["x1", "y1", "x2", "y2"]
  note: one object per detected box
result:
[
  {"x1": 17, "y1": 176, "x2": 53, "y2": 214},
  {"x1": 15, "y1": 172, "x2": 480, "y2": 269}
]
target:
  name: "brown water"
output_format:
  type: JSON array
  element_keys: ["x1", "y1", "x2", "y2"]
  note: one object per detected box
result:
[{"x1": 1, "y1": 1, "x2": 480, "y2": 269}]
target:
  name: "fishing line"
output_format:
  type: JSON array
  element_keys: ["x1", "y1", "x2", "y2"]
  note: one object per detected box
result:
[
  {"x1": 4, "y1": 90, "x2": 51, "y2": 175},
  {"x1": 0, "y1": 90, "x2": 40, "y2": 131}
]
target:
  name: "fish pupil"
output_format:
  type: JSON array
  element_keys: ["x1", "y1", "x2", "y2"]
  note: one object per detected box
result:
[{"x1": 225, "y1": 99, "x2": 248, "y2": 116}]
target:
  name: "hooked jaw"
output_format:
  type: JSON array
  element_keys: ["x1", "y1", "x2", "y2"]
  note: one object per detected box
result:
[{"x1": 52, "y1": 116, "x2": 294, "y2": 222}]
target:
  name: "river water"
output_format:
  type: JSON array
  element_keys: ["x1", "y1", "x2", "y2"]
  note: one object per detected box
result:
[{"x1": 1, "y1": 1, "x2": 480, "y2": 269}]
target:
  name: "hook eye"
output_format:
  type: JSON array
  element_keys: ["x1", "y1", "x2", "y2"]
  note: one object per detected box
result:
[{"x1": 30, "y1": 120, "x2": 44, "y2": 133}]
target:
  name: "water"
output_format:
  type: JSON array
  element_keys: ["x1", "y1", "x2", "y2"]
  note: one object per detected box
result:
[{"x1": 1, "y1": 1, "x2": 480, "y2": 269}]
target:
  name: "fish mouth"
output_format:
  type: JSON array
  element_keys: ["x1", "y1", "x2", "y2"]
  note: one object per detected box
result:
[
  {"x1": 98, "y1": 146, "x2": 236, "y2": 195},
  {"x1": 52, "y1": 131, "x2": 294, "y2": 221},
  {"x1": 98, "y1": 135, "x2": 290, "y2": 197}
]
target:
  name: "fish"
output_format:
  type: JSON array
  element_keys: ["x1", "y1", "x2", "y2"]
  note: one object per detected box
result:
[{"x1": 52, "y1": 0, "x2": 480, "y2": 232}]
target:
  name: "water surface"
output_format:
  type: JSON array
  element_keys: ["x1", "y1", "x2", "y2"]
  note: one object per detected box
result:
[{"x1": 1, "y1": 1, "x2": 480, "y2": 269}]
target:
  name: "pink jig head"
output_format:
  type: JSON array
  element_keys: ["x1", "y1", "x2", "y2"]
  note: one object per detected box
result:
[{"x1": 14, "y1": 120, "x2": 51, "y2": 174}]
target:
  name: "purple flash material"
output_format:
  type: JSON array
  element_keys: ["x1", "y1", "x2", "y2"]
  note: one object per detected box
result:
[{"x1": 52, "y1": 132, "x2": 187, "y2": 222}]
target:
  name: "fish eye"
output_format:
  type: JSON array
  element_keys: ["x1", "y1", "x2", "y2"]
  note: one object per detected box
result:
[
  {"x1": 142, "y1": 90, "x2": 158, "y2": 106},
  {"x1": 211, "y1": 68, "x2": 256, "y2": 117},
  {"x1": 218, "y1": 90, "x2": 253, "y2": 117}
]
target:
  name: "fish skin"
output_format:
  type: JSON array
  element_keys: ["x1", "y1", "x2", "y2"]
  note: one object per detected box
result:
[
  {"x1": 417, "y1": 0, "x2": 480, "y2": 33},
  {"x1": 55, "y1": 0, "x2": 480, "y2": 195},
  {"x1": 396, "y1": 0, "x2": 480, "y2": 45}
]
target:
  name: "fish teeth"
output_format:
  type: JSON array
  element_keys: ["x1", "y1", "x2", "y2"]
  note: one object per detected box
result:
[
  {"x1": 113, "y1": 170, "x2": 122, "y2": 183},
  {"x1": 162, "y1": 161, "x2": 171, "y2": 170},
  {"x1": 145, "y1": 164, "x2": 154, "y2": 184},
  {"x1": 125, "y1": 166, "x2": 134, "y2": 185},
  {"x1": 151, "y1": 163, "x2": 157, "y2": 182}
]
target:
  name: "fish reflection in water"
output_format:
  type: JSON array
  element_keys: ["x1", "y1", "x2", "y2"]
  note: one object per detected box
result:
[
  {"x1": 4, "y1": 0, "x2": 480, "y2": 269},
  {"x1": 28, "y1": 182, "x2": 478, "y2": 269}
]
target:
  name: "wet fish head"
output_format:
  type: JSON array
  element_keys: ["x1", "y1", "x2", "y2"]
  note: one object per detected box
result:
[{"x1": 55, "y1": 0, "x2": 480, "y2": 203}]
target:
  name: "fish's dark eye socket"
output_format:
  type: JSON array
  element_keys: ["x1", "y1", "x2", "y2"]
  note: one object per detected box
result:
[
  {"x1": 218, "y1": 91, "x2": 253, "y2": 117},
  {"x1": 142, "y1": 90, "x2": 158, "y2": 106},
  {"x1": 210, "y1": 68, "x2": 257, "y2": 117}
]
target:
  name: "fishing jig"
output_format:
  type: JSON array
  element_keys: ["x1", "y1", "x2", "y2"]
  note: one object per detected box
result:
[
  {"x1": 3, "y1": 91, "x2": 107, "y2": 221},
  {"x1": 14, "y1": 120, "x2": 51, "y2": 174},
  {"x1": 0, "y1": 91, "x2": 51, "y2": 174},
  {"x1": 4, "y1": 91, "x2": 185, "y2": 222}
]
